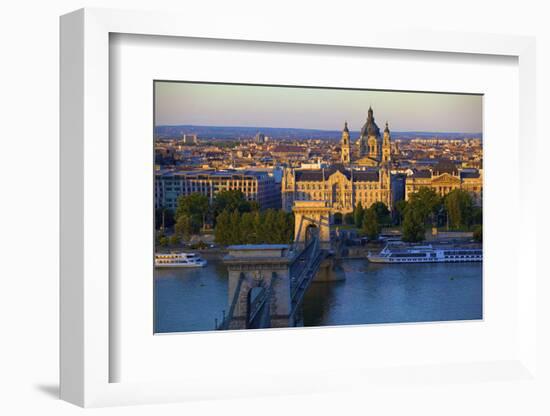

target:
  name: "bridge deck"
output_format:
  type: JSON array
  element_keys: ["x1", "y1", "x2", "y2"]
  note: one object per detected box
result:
[
  {"x1": 218, "y1": 237, "x2": 327, "y2": 330},
  {"x1": 290, "y1": 247, "x2": 326, "y2": 318}
]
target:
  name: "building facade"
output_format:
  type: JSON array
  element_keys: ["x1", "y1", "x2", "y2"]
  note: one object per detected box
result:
[
  {"x1": 155, "y1": 169, "x2": 281, "y2": 211},
  {"x1": 281, "y1": 165, "x2": 392, "y2": 214},
  {"x1": 282, "y1": 108, "x2": 398, "y2": 215},
  {"x1": 182, "y1": 134, "x2": 198, "y2": 144},
  {"x1": 341, "y1": 106, "x2": 393, "y2": 168},
  {"x1": 405, "y1": 160, "x2": 483, "y2": 205}
]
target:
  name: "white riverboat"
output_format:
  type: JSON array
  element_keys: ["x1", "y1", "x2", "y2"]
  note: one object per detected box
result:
[
  {"x1": 367, "y1": 244, "x2": 482, "y2": 264},
  {"x1": 155, "y1": 252, "x2": 207, "y2": 268}
]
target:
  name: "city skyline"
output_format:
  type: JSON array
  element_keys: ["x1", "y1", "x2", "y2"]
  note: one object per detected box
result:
[
  {"x1": 155, "y1": 81, "x2": 483, "y2": 134},
  {"x1": 154, "y1": 81, "x2": 483, "y2": 333}
]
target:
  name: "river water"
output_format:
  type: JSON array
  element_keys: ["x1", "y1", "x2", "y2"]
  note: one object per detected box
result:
[{"x1": 154, "y1": 258, "x2": 482, "y2": 333}]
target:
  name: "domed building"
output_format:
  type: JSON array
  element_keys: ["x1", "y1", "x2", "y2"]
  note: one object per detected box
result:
[
  {"x1": 339, "y1": 106, "x2": 393, "y2": 167},
  {"x1": 281, "y1": 107, "x2": 397, "y2": 215}
]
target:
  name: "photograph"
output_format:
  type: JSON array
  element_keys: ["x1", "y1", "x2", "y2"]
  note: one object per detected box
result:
[
  {"x1": 153, "y1": 81, "x2": 483, "y2": 333},
  {"x1": 2, "y1": 0, "x2": 545, "y2": 412}
]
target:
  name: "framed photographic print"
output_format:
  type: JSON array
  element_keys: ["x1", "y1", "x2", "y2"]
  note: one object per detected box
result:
[
  {"x1": 152, "y1": 81, "x2": 484, "y2": 334},
  {"x1": 60, "y1": 8, "x2": 540, "y2": 408}
]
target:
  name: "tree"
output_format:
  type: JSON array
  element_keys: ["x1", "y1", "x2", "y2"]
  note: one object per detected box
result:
[
  {"x1": 240, "y1": 212, "x2": 255, "y2": 244},
  {"x1": 395, "y1": 200, "x2": 408, "y2": 225},
  {"x1": 214, "y1": 207, "x2": 294, "y2": 246},
  {"x1": 444, "y1": 189, "x2": 474, "y2": 229},
  {"x1": 408, "y1": 187, "x2": 442, "y2": 224},
  {"x1": 252, "y1": 210, "x2": 263, "y2": 244},
  {"x1": 354, "y1": 202, "x2": 365, "y2": 228},
  {"x1": 212, "y1": 190, "x2": 253, "y2": 220},
  {"x1": 472, "y1": 206, "x2": 483, "y2": 225},
  {"x1": 174, "y1": 214, "x2": 199, "y2": 241},
  {"x1": 371, "y1": 202, "x2": 391, "y2": 225},
  {"x1": 362, "y1": 208, "x2": 379, "y2": 240},
  {"x1": 155, "y1": 208, "x2": 174, "y2": 230},
  {"x1": 155, "y1": 230, "x2": 165, "y2": 246},
  {"x1": 175, "y1": 193, "x2": 209, "y2": 228},
  {"x1": 274, "y1": 210, "x2": 291, "y2": 243},
  {"x1": 402, "y1": 208, "x2": 426, "y2": 242},
  {"x1": 344, "y1": 213, "x2": 354, "y2": 225},
  {"x1": 263, "y1": 209, "x2": 279, "y2": 243},
  {"x1": 249, "y1": 201, "x2": 260, "y2": 212},
  {"x1": 229, "y1": 209, "x2": 242, "y2": 244},
  {"x1": 333, "y1": 212, "x2": 343, "y2": 225},
  {"x1": 168, "y1": 234, "x2": 180, "y2": 246},
  {"x1": 473, "y1": 225, "x2": 482, "y2": 242},
  {"x1": 214, "y1": 210, "x2": 232, "y2": 245}
]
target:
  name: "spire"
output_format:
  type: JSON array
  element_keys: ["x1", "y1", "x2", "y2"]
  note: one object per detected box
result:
[
  {"x1": 384, "y1": 121, "x2": 390, "y2": 133},
  {"x1": 343, "y1": 121, "x2": 349, "y2": 133}
]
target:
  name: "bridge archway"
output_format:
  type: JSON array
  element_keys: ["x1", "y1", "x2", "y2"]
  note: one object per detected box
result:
[
  {"x1": 305, "y1": 224, "x2": 319, "y2": 244},
  {"x1": 221, "y1": 237, "x2": 341, "y2": 330},
  {"x1": 222, "y1": 245, "x2": 294, "y2": 330},
  {"x1": 292, "y1": 201, "x2": 331, "y2": 249}
]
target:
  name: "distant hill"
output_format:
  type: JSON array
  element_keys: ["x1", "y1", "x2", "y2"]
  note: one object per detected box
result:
[{"x1": 155, "y1": 125, "x2": 482, "y2": 141}]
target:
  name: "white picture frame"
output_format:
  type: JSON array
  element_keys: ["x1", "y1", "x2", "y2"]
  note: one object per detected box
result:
[{"x1": 60, "y1": 8, "x2": 539, "y2": 408}]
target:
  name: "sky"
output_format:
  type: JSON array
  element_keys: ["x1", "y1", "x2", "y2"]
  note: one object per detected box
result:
[{"x1": 155, "y1": 81, "x2": 483, "y2": 133}]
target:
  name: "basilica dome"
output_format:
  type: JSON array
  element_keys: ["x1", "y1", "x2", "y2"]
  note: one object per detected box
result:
[{"x1": 360, "y1": 106, "x2": 380, "y2": 137}]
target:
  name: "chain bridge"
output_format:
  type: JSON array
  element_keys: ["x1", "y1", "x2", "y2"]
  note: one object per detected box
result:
[{"x1": 217, "y1": 201, "x2": 344, "y2": 330}]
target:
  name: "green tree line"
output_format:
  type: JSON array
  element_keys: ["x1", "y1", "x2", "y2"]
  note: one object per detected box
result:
[
  {"x1": 215, "y1": 209, "x2": 294, "y2": 246},
  {"x1": 338, "y1": 188, "x2": 482, "y2": 243},
  {"x1": 398, "y1": 188, "x2": 482, "y2": 243},
  {"x1": 157, "y1": 190, "x2": 258, "y2": 239},
  {"x1": 156, "y1": 190, "x2": 293, "y2": 246},
  {"x1": 349, "y1": 201, "x2": 392, "y2": 241}
]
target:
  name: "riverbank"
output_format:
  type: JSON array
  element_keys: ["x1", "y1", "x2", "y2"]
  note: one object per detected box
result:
[{"x1": 155, "y1": 237, "x2": 482, "y2": 262}]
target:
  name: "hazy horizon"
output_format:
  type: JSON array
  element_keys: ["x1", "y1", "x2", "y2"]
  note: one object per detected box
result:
[
  {"x1": 155, "y1": 123, "x2": 482, "y2": 135},
  {"x1": 155, "y1": 82, "x2": 483, "y2": 134}
]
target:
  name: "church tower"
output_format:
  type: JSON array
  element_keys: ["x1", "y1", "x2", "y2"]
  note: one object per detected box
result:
[
  {"x1": 341, "y1": 121, "x2": 351, "y2": 164},
  {"x1": 358, "y1": 106, "x2": 381, "y2": 160},
  {"x1": 382, "y1": 121, "x2": 392, "y2": 163}
]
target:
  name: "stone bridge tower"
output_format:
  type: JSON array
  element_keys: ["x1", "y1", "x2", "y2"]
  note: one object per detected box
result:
[
  {"x1": 292, "y1": 200, "x2": 332, "y2": 249},
  {"x1": 223, "y1": 245, "x2": 294, "y2": 329}
]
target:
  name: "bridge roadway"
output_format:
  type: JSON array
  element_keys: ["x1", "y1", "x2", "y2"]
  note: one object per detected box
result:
[
  {"x1": 289, "y1": 237, "x2": 326, "y2": 319},
  {"x1": 217, "y1": 237, "x2": 328, "y2": 330}
]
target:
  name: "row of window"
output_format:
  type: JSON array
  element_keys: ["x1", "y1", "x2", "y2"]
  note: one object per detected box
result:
[
  {"x1": 157, "y1": 179, "x2": 266, "y2": 185},
  {"x1": 391, "y1": 253, "x2": 429, "y2": 258},
  {"x1": 444, "y1": 255, "x2": 482, "y2": 259},
  {"x1": 290, "y1": 191, "x2": 386, "y2": 199},
  {"x1": 295, "y1": 183, "x2": 380, "y2": 191},
  {"x1": 159, "y1": 185, "x2": 259, "y2": 192},
  {"x1": 387, "y1": 256, "x2": 481, "y2": 262},
  {"x1": 388, "y1": 258, "x2": 428, "y2": 262},
  {"x1": 443, "y1": 250, "x2": 483, "y2": 255}
]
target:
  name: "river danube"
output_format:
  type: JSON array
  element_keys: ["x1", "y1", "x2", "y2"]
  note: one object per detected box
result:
[{"x1": 154, "y1": 258, "x2": 482, "y2": 333}]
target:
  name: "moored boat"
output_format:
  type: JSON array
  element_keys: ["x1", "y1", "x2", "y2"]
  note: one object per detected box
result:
[
  {"x1": 155, "y1": 252, "x2": 208, "y2": 268},
  {"x1": 367, "y1": 243, "x2": 482, "y2": 264}
]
